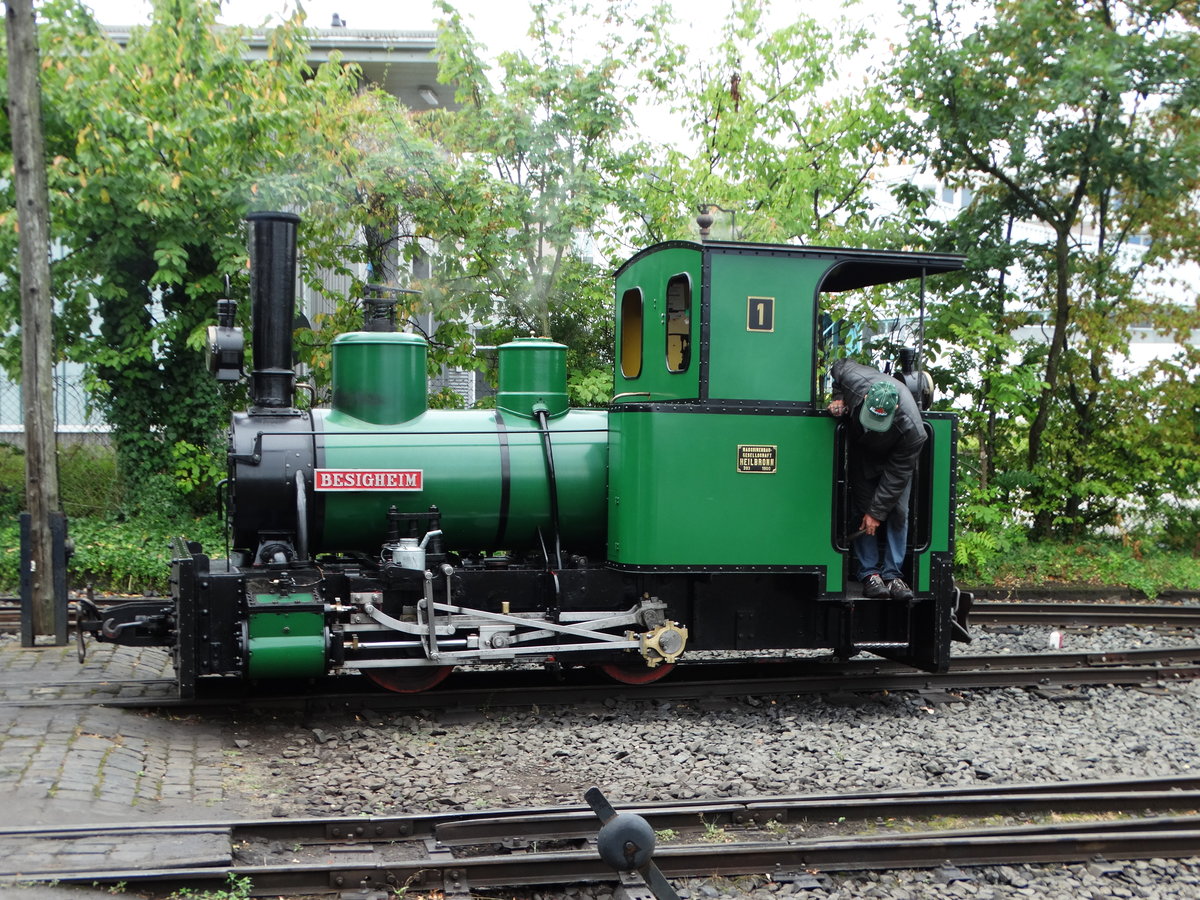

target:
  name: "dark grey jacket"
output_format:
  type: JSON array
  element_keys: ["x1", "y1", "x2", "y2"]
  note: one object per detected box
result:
[{"x1": 830, "y1": 358, "x2": 927, "y2": 521}]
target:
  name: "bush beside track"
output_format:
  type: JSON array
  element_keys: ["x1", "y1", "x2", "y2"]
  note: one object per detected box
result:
[
  {"x1": 961, "y1": 539, "x2": 1200, "y2": 600},
  {"x1": 1, "y1": 441, "x2": 224, "y2": 593},
  {"x1": 0, "y1": 514, "x2": 224, "y2": 593}
]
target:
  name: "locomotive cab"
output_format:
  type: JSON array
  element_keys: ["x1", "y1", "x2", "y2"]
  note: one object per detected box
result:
[{"x1": 607, "y1": 240, "x2": 968, "y2": 670}]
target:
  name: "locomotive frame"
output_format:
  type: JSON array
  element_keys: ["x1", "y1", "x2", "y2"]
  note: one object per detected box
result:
[{"x1": 81, "y1": 212, "x2": 972, "y2": 697}]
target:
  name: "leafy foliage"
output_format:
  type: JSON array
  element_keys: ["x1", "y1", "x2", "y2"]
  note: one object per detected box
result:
[
  {"x1": 167, "y1": 873, "x2": 253, "y2": 900},
  {"x1": 958, "y1": 538, "x2": 1200, "y2": 600},
  {"x1": 55, "y1": 443, "x2": 122, "y2": 518},
  {"x1": 640, "y1": 0, "x2": 889, "y2": 250},
  {"x1": 890, "y1": 0, "x2": 1200, "y2": 537},
  {"x1": 0, "y1": 0, "x2": 361, "y2": 511},
  {"x1": 0, "y1": 442, "x2": 121, "y2": 518},
  {"x1": 0, "y1": 445, "x2": 23, "y2": 518},
  {"x1": 0, "y1": 511, "x2": 225, "y2": 592},
  {"x1": 294, "y1": 1, "x2": 677, "y2": 389},
  {"x1": 4, "y1": 0, "x2": 1197, "y2": 573}
]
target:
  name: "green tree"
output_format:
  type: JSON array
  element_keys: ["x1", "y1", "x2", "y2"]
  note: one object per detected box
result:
[
  {"x1": 476, "y1": 254, "x2": 615, "y2": 406},
  {"x1": 890, "y1": 0, "x2": 1200, "y2": 536},
  {"x1": 642, "y1": 0, "x2": 890, "y2": 250},
  {"x1": 0, "y1": 0, "x2": 360, "y2": 513},
  {"x1": 321, "y1": 0, "x2": 679, "y2": 403}
]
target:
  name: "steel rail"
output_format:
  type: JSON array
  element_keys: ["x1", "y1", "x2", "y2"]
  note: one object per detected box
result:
[
  {"x1": 0, "y1": 677, "x2": 176, "y2": 689},
  {"x1": 286, "y1": 653, "x2": 1200, "y2": 714},
  {"x1": 4, "y1": 773, "x2": 1195, "y2": 846},
  {"x1": 9, "y1": 815, "x2": 1200, "y2": 895},
  {"x1": 28, "y1": 823, "x2": 1199, "y2": 895},
  {"x1": 2, "y1": 782, "x2": 1200, "y2": 873},
  {"x1": 436, "y1": 787, "x2": 1200, "y2": 845},
  {"x1": 0, "y1": 677, "x2": 179, "y2": 709},
  {"x1": 973, "y1": 601, "x2": 1200, "y2": 627},
  {"x1": 39, "y1": 663, "x2": 1200, "y2": 712}
]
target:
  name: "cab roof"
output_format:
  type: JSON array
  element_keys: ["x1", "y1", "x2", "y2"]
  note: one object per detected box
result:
[{"x1": 615, "y1": 240, "x2": 965, "y2": 291}]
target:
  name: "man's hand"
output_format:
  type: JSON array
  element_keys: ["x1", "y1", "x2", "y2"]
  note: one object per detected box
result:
[
  {"x1": 828, "y1": 398, "x2": 847, "y2": 417},
  {"x1": 860, "y1": 514, "x2": 882, "y2": 536}
]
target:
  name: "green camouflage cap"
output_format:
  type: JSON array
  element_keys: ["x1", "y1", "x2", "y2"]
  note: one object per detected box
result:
[{"x1": 859, "y1": 380, "x2": 899, "y2": 432}]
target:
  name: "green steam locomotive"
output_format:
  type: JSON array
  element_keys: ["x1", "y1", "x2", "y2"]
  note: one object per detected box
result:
[{"x1": 82, "y1": 212, "x2": 972, "y2": 696}]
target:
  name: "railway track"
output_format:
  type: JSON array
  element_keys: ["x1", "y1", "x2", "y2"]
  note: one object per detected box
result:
[
  {"x1": 3, "y1": 775, "x2": 1199, "y2": 896},
  {"x1": 972, "y1": 601, "x2": 1200, "y2": 627},
  {"x1": 0, "y1": 596, "x2": 1196, "y2": 711},
  {"x1": 3, "y1": 644, "x2": 1199, "y2": 711},
  {"x1": 253, "y1": 645, "x2": 1200, "y2": 715}
]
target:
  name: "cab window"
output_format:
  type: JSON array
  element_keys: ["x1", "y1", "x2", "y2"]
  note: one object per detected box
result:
[
  {"x1": 665, "y1": 274, "x2": 691, "y2": 373},
  {"x1": 620, "y1": 288, "x2": 643, "y2": 378}
]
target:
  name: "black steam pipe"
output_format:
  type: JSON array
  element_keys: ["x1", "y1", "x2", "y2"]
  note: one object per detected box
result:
[
  {"x1": 534, "y1": 406, "x2": 564, "y2": 571},
  {"x1": 247, "y1": 211, "x2": 300, "y2": 410}
]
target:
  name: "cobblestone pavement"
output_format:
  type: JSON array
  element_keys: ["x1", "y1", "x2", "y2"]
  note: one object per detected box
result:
[{"x1": 0, "y1": 635, "x2": 240, "y2": 829}]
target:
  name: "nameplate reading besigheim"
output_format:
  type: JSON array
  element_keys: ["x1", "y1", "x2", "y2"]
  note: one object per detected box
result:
[
  {"x1": 314, "y1": 469, "x2": 423, "y2": 491},
  {"x1": 736, "y1": 445, "x2": 777, "y2": 474}
]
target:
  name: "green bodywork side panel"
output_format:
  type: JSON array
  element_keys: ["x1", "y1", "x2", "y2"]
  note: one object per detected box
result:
[
  {"x1": 928, "y1": 417, "x2": 954, "y2": 554},
  {"x1": 607, "y1": 409, "x2": 842, "y2": 582},
  {"x1": 613, "y1": 245, "x2": 702, "y2": 401},
  {"x1": 706, "y1": 250, "x2": 820, "y2": 402},
  {"x1": 247, "y1": 592, "x2": 325, "y2": 678},
  {"x1": 916, "y1": 416, "x2": 956, "y2": 589}
]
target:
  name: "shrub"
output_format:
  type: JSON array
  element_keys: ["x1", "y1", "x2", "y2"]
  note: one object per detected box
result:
[
  {"x1": 428, "y1": 386, "x2": 467, "y2": 409},
  {"x1": 0, "y1": 443, "x2": 23, "y2": 518},
  {"x1": 0, "y1": 512, "x2": 226, "y2": 594},
  {"x1": 58, "y1": 443, "x2": 123, "y2": 518},
  {"x1": 957, "y1": 538, "x2": 1200, "y2": 598},
  {"x1": 0, "y1": 441, "x2": 125, "y2": 520}
]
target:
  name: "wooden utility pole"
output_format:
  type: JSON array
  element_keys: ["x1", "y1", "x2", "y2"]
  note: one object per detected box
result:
[{"x1": 7, "y1": 0, "x2": 62, "y2": 639}]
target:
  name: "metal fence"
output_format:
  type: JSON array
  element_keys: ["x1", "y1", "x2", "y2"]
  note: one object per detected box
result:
[{"x1": 0, "y1": 361, "x2": 110, "y2": 449}]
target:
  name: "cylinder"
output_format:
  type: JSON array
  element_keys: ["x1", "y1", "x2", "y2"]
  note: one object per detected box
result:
[
  {"x1": 331, "y1": 332, "x2": 428, "y2": 425},
  {"x1": 497, "y1": 337, "x2": 569, "y2": 419},
  {"x1": 246, "y1": 609, "x2": 326, "y2": 678},
  {"x1": 247, "y1": 211, "x2": 300, "y2": 409}
]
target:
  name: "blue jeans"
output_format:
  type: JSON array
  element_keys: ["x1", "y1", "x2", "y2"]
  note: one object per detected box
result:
[{"x1": 851, "y1": 479, "x2": 911, "y2": 583}]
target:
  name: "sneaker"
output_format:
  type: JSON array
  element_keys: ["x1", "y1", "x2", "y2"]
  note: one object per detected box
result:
[
  {"x1": 862, "y1": 574, "x2": 889, "y2": 598},
  {"x1": 888, "y1": 578, "x2": 914, "y2": 600}
]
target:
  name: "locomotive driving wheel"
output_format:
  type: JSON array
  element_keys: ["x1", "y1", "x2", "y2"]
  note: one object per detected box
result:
[
  {"x1": 364, "y1": 665, "x2": 454, "y2": 693},
  {"x1": 598, "y1": 661, "x2": 675, "y2": 685}
]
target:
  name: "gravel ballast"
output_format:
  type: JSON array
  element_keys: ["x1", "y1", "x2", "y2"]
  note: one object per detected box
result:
[{"x1": 219, "y1": 621, "x2": 1200, "y2": 899}]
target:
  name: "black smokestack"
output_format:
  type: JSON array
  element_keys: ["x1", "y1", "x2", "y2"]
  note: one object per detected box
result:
[{"x1": 247, "y1": 211, "x2": 300, "y2": 410}]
